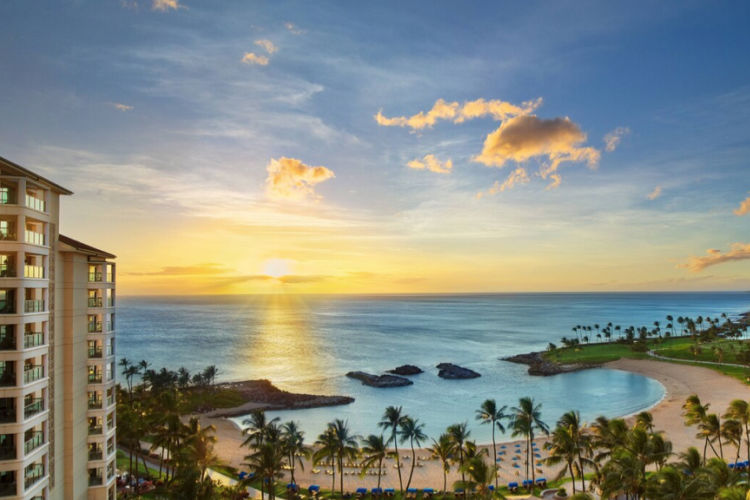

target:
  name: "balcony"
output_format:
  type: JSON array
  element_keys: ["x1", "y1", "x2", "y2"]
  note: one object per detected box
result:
[
  {"x1": 24, "y1": 195, "x2": 45, "y2": 213},
  {"x1": 24, "y1": 231, "x2": 45, "y2": 247},
  {"x1": 0, "y1": 335, "x2": 15, "y2": 351},
  {"x1": 88, "y1": 372, "x2": 103, "y2": 384},
  {"x1": 23, "y1": 265, "x2": 43, "y2": 279},
  {"x1": 88, "y1": 346, "x2": 102, "y2": 359},
  {"x1": 0, "y1": 447, "x2": 16, "y2": 461},
  {"x1": 88, "y1": 424, "x2": 103, "y2": 436},
  {"x1": 23, "y1": 366, "x2": 43, "y2": 384},
  {"x1": 88, "y1": 322, "x2": 102, "y2": 333},
  {"x1": 23, "y1": 332, "x2": 43, "y2": 349},
  {"x1": 0, "y1": 267, "x2": 15, "y2": 278},
  {"x1": 107, "y1": 442, "x2": 115, "y2": 456},
  {"x1": 107, "y1": 297, "x2": 115, "y2": 307},
  {"x1": 88, "y1": 297, "x2": 103, "y2": 308},
  {"x1": 23, "y1": 300, "x2": 44, "y2": 313},
  {"x1": 88, "y1": 474, "x2": 103, "y2": 486},
  {"x1": 106, "y1": 394, "x2": 115, "y2": 407},
  {"x1": 23, "y1": 464, "x2": 44, "y2": 490},
  {"x1": 23, "y1": 432, "x2": 43, "y2": 455},
  {"x1": 0, "y1": 372, "x2": 15, "y2": 388},
  {"x1": 0, "y1": 232, "x2": 16, "y2": 242},
  {"x1": 88, "y1": 448, "x2": 103, "y2": 461},
  {"x1": 88, "y1": 398, "x2": 102, "y2": 410},
  {"x1": 24, "y1": 399, "x2": 43, "y2": 419},
  {"x1": 0, "y1": 407, "x2": 15, "y2": 424},
  {"x1": 0, "y1": 482, "x2": 16, "y2": 497},
  {"x1": 88, "y1": 272, "x2": 103, "y2": 282},
  {"x1": 0, "y1": 303, "x2": 15, "y2": 315}
]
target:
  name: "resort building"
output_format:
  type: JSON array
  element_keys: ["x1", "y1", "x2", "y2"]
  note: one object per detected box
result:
[{"x1": 0, "y1": 156, "x2": 116, "y2": 500}]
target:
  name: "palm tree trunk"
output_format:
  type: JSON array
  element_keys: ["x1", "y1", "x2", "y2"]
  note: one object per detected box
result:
[
  {"x1": 578, "y1": 455, "x2": 586, "y2": 491},
  {"x1": 339, "y1": 455, "x2": 344, "y2": 496},
  {"x1": 331, "y1": 460, "x2": 336, "y2": 498},
  {"x1": 406, "y1": 439, "x2": 416, "y2": 490},
  {"x1": 491, "y1": 424, "x2": 497, "y2": 488},
  {"x1": 718, "y1": 435, "x2": 724, "y2": 459},
  {"x1": 459, "y1": 448, "x2": 465, "y2": 485},
  {"x1": 703, "y1": 437, "x2": 709, "y2": 465},
  {"x1": 568, "y1": 462, "x2": 576, "y2": 494},
  {"x1": 394, "y1": 430, "x2": 403, "y2": 494},
  {"x1": 442, "y1": 468, "x2": 447, "y2": 495},
  {"x1": 377, "y1": 457, "x2": 383, "y2": 489}
]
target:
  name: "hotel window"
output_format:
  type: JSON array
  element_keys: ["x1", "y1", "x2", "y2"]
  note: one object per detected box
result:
[
  {"x1": 106, "y1": 412, "x2": 114, "y2": 431},
  {"x1": 0, "y1": 219, "x2": 14, "y2": 240},
  {"x1": 0, "y1": 361, "x2": 15, "y2": 387},
  {"x1": 0, "y1": 254, "x2": 14, "y2": 277},
  {"x1": 0, "y1": 470, "x2": 15, "y2": 496},
  {"x1": 0, "y1": 290, "x2": 14, "y2": 314},
  {"x1": 0, "y1": 325, "x2": 14, "y2": 350}
]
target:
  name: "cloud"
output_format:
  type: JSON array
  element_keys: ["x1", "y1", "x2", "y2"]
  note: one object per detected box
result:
[
  {"x1": 476, "y1": 167, "x2": 530, "y2": 198},
  {"x1": 284, "y1": 22, "x2": 305, "y2": 35},
  {"x1": 152, "y1": 0, "x2": 179, "y2": 11},
  {"x1": 375, "y1": 97, "x2": 541, "y2": 131},
  {"x1": 407, "y1": 154, "x2": 452, "y2": 174},
  {"x1": 734, "y1": 194, "x2": 750, "y2": 215},
  {"x1": 680, "y1": 243, "x2": 750, "y2": 271},
  {"x1": 473, "y1": 115, "x2": 600, "y2": 188},
  {"x1": 255, "y1": 39, "x2": 277, "y2": 54},
  {"x1": 265, "y1": 157, "x2": 335, "y2": 201},
  {"x1": 111, "y1": 103, "x2": 134, "y2": 112},
  {"x1": 603, "y1": 126, "x2": 630, "y2": 152},
  {"x1": 241, "y1": 53, "x2": 269, "y2": 66},
  {"x1": 128, "y1": 263, "x2": 232, "y2": 276},
  {"x1": 647, "y1": 186, "x2": 662, "y2": 200}
]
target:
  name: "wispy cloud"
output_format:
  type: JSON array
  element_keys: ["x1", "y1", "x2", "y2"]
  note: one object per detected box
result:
[
  {"x1": 111, "y1": 102, "x2": 134, "y2": 112},
  {"x1": 266, "y1": 157, "x2": 335, "y2": 201},
  {"x1": 407, "y1": 154, "x2": 452, "y2": 174},
  {"x1": 152, "y1": 0, "x2": 180, "y2": 12},
  {"x1": 241, "y1": 52, "x2": 269, "y2": 66},
  {"x1": 254, "y1": 39, "x2": 277, "y2": 54},
  {"x1": 476, "y1": 167, "x2": 530, "y2": 198},
  {"x1": 647, "y1": 186, "x2": 662, "y2": 200},
  {"x1": 680, "y1": 243, "x2": 750, "y2": 271},
  {"x1": 284, "y1": 22, "x2": 305, "y2": 35},
  {"x1": 734, "y1": 194, "x2": 750, "y2": 215},
  {"x1": 128, "y1": 263, "x2": 233, "y2": 276},
  {"x1": 603, "y1": 126, "x2": 630, "y2": 152}
]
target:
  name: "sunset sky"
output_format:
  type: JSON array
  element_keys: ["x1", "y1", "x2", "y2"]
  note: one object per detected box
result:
[{"x1": 1, "y1": 1, "x2": 749, "y2": 294}]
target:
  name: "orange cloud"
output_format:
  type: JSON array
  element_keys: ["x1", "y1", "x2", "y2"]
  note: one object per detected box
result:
[
  {"x1": 111, "y1": 103, "x2": 133, "y2": 112},
  {"x1": 603, "y1": 126, "x2": 630, "y2": 152},
  {"x1": 265, "y1": 157, "x2": 335, "y2": 201},
  {"x1": 734, "y1": 194, "x2": 750, "y2": 215},
  {"x1": 647, "y1": 186, "x2": 662, "y2": 200},
  {"x1": 474, "y1": 115, "x2": 600, "y2": 189},
  {"x1": 680, "y1": 243, "x2": 750, "y2": 271},
  {"x1": 407, "y1": 154, "x2": 452, "y2": 174},
  {"x1": 476, "y1": 167, "x2": 529, "y2": 198},
  {"x1": 242, "y1": 52, "x2": 269, "y2": 66},
  {"x1": 152, "y1": 0, "x2": 179, "y2": 11},
  {"x1": 255, "y1": 39, "x2": 277, "y2": 54}
]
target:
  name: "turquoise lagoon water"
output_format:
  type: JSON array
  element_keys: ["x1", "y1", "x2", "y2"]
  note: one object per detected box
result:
[{"x1": 116, "y1": 292, "x2": 750, "y2": 442}]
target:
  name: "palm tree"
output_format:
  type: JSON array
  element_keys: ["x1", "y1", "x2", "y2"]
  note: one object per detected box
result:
[
  {"x1": 281, "y1": 421, "x2": 308, "y2": 486},
  {"x1": 545, "y1": 426, "x2": 579, "y2": 493},
  {"x1": 724, "y1": 399, "x2": 750, "y2": 483},
  {"x1": 557, "y1": 410, "x2": 590, "y2": 491},
  {"x1": 184, "y1": 417, "x2": 219, "y2": 482},
  {"x1": 313, "y1": 427, "x2": 338, "y2": 495},
  {"x1": 446, "y1": 422, "x2": 471, "y2": 486},
  {"x1": 360, "y1": 434, "x2": 388, "y2": 490},
  {"x1": 675, "y1": 446, "x2": 703, "y2": 476},
  {"x1": 682, "y1": 394, "x2": 711, "y2": 463},
  {"x1": 329, "y1": 419, "x2": 360, "y2": 496},
  {"x1": 645, "y1": 465, "x2": 715, "y2": 499},
  {"x1": 699, "y1": 413, "x2": 724, "y2": 459},
  {"x1": 242, "y1": 410, "x2": 280, "y2": 451},
  {"x1": 428, "y1": 433, "x2": 453, "y2": 495},
  {"x1": 379, "y1": 406, "x2": 406, "y2": 493},
  {"x1": 455, "y1": 456, "x2": 497, "y2": 499},
  {"x1": 243, "y1": 443, "x2": 286, "y2": 500},
  {"x1": 475, "y1": 399, "x2": 507, "y2": 488},
  {"x1": 510, "y1": 397, "x2": 549, "y2": 488},
  {"x1": 399, "y1": 416, "x2": 427, "y2": 490}
]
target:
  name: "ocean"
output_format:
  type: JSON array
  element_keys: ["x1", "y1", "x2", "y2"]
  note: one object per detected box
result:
[{"x1": 116, "y1": 292, "x2": 750, "y2": 443}]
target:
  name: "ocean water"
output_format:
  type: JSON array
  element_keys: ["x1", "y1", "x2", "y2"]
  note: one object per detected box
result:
[{"x1": 117, "y1": 292, "x2": 750, "y2": 443}]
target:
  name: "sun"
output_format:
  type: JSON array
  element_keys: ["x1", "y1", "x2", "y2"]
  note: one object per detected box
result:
[{"x1": 261, "y1": 258, "x2": 291, "y2": 279}]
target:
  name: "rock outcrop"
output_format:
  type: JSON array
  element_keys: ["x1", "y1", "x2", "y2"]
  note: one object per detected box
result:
[
  {"x1": 502, "y1": 352, "x2": 599, "y2": 376},
  {"x1": 387, "y1": 365, "x2": 424, "y2": 376},
  {"x1": 436, "y1": 363, "x2": 481, "y2": 379},
  {"x1": 346, "y1": 371, "x2": 414, "y2": 388}
]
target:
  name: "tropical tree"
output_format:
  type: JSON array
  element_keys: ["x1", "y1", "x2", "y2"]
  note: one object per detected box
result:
[
  {"x1": 724, "y1": 399, "x2": 750, "y2": 483},
  {"x1": 243, "y1": 443, "x2": 286, "y2": 500},
  {"x1": 446, "y1": 422, "x2": 471, "y2": 486},
  {"x1": 455, "y1": 456, "x2": 497, "y2": 499},
  {"x1": 510, "y1": 397, "x2": 549, "y2": 488},
  {"x1": 281, "y1": 421, "x2": 309, "y2": 486},
  {"x1": 428, "y1": 433, "x2": 454, "y2": 494},
  {"x1": 360, "y1": 434, "x2": 388, "y2": 490},
  {"x1": 313, "y1": 427, "x2": 338, "y2": 495},
  {"x1": 475, "y1": 398, "x2": 507, "y2": 488},
  {"x1": 682, "y1": 394, "x2": 712, "y2": 463},
  {"x1": 379, "y1": 406, "x2": 406, "y2": 493},
  {"x1": 399, "y1": 416, "x2": 427, "y2": 491},
  {"x1": 184, "y1": 417, "x2": 219, "y2": 482},
  {"x1": 557, "y1": 410, "x2": 591, "y2": 491},
  {"x1": 242, "y1": 410, "x2": 280, "y2": 451},
  {"x1": 329, "y1": 419, "x2": 360, "y2": 496},
  {"x1": 545, "y1": 425, "x2": 580, "y2": 494}
]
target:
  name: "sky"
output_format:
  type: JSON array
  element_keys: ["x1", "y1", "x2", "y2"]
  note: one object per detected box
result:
[{"x1": 1, "y1": 0, "x2": 749, "y2": 295}]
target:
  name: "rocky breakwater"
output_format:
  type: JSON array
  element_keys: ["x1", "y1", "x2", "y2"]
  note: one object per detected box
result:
[
  {"x1": 436, "y1": 363, "x2": 481, "y2": 379},
  {"x1": 346, "y1": 371, "x2": 414, "y2": 388},
  {"x1": 387, "y1": 365, "x2": 424, "y2": 376},
  {"x1": 503, "y1": 352, "x2": 599, "y2": 376}
]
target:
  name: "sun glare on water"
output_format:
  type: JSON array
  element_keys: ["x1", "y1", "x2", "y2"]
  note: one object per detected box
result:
[{"x1": 261, "y1": 258, "x2": 291, "y2": 279}]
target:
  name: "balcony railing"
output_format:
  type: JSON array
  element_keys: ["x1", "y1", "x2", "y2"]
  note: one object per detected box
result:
[
  {"x1": 88, "y1": 474, "x2": 103, "y2": 486},
  {"x1": 88, "y1": 372, "x2": 103, "y2": 384},
  {"x1": 0, "y1": 407, "x2": 16, "y2": 424},
  {"x1": 25, "y1": 195, "x2": 45, "y2": 213},
  {"x1": 23, "y1": 265, "x2": 44, "y2": 279},
  {"x1": 88, "y1": 272, "x2": 103, "y2": 282},
  {"x1": 0, "y1": 335, "x2": 15, "y2": 350},
  {"x1": 23, "y1": 300, "x2": 44, "y2": 313},
  {"x1": 107, "y1": 297, "x2": 115, "y2": 307},
  {"x1": 88, "y1": 398, "x2": 102, "y2": 409},
  {"x1": 107, "y1": 442, "x2": 115, "y2": 455},
  {"x1": 24, "y1": 231, "x2": 45, "y2": 247},
  {"x1": 0, "y1": 190, "x2": 17, "y2": 205},
  {"x1": 23, "y1": 366, "x2": 43, "y2": 384},
  {"x1": 88, "y1": 424, "x2": 103, "y2": 436},
  {"x1": 88, "y1": 297, "x2": 102, "y2": 308},
  {"x1": 87, "y1": 322, "x2": 102, "y2": 333},
  {"x1": 23, "y1": 332, "x2": 43, "y2": 349},
  {"x1": 88, "y1": 448, "x2": 103, "y2": 461},
  {"x1": 0, "y1": 232, "x2": 16, "y2": 242},
  {"x1": 0, "y1": 372, "x2": 16, "y2": 387},
  {"x1": 0, "y1": 303, "x2": 15, "y2": 315},
  {"x1": 0, "y1": 482, "x2": 16, "y2": 496},
  {"x1": 88, "y1": 346, "x2": 102, "y2": 359},
  {"x1": 24, "y1": 464, "x2": 44, "y2": 489},
  {"x1": 0, "y1": 447, "x2": 16, "y2": 461},
  {"x1": 106, "y1": 394, "x2": 115, "y2": 407},
  {"x1": 23, "y1": 432, "x2": 44, "y2": 455},
  {"x1": 0, "y1": 267, "x2": 15, "y2": 278},
  {"x1": 24, "y1": 398, "x2": 43, "y2": 419}
]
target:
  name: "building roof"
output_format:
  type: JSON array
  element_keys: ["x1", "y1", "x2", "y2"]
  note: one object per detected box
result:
[
  {"x1": 0, "y1": 155, "x2": 73, "y2": 195},
  {"x1": 58, "y1": 234, "x2": 116, "y2": 259}
]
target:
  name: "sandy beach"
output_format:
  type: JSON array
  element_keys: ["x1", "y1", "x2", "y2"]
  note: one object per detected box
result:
[{"x1": 201, "y1": 359, "x2": 750, "y2": 490}]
